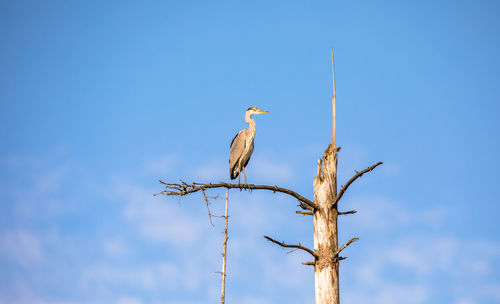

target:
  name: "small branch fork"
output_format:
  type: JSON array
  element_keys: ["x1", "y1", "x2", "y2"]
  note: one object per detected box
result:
[
  {"x1": 156, "y1": 181, "x2": 317, "y2": 210},
  {"x1": 335, "y1": 161, "x2": 383, "y2": 205},
  {"x1": 200, "y1": 189, "x2": 219, "y2": 227},
  {"x1": 264, "y1": 236, "x2": 317, "y2": 259}
]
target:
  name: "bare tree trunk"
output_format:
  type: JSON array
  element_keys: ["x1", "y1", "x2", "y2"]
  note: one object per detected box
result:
[
  {"x1": 221, "y1": 189, "x2": 229, "y2": 304},
  {"x1": 313, "y1": 145, "x2": 339, "y2": 304},
  {"x1": 311, "y1": 48, "x2": 340, "y2": 304}
]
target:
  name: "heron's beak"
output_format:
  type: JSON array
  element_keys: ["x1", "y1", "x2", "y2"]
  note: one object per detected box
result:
[{"x1": 258, "y1": 110, "x2": 269, "y2": 114}]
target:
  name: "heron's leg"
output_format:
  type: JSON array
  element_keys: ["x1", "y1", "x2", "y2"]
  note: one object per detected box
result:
[{"x1": 242, "y1": 166, "x2": 248, "y2": 186}]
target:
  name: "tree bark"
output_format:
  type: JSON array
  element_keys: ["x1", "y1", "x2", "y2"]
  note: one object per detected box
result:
[{"x1": 313, "y1": 144, "x2": 339, "y2": 304}]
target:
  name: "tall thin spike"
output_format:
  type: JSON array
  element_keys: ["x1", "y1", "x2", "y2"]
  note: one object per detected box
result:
[{"x1": 331, "y1": 48, "x2": 336, "y2": 148}]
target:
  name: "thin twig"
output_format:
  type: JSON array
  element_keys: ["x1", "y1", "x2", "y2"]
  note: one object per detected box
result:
[
  {"x1": 302, "y1": 261, "x2": 315, "y2": 266},
  {"x1": 338, "y1": 210, "x2": 357, "y2": 215},
  {"x1": 296, "y1": 211, "x2": 313, "y2": 216},
  {"x1": 220, "y1": 189, "x2": 229, "y2": 304},
  {"x1": 335, "y1": 237, "x2": 359, "y2": 256},
  {"x1": 156, "y1": 181, "x2": 317, "y2": 210},
  {"x1": 264, "y1": 236, "x2": 317, "y2": 258},
  {"x1": 201, "y1": 189, "x2": 215, "y2": 227},
  {"x1": 335, "y1": 161, "x2": 383, "y2": 204}
]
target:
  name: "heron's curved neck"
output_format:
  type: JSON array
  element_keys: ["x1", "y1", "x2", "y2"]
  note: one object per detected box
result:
[
  {"x1": 245, "y1": 113, "x2": 256, "y2": 130},
  {"x1": 245, "y1": 113, "x2": 257, "y2": 144}
]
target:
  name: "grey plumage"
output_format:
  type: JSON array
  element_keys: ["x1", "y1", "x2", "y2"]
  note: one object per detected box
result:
[{"x1": 229, "y1": 106, "x2": 268, "y2": 184}]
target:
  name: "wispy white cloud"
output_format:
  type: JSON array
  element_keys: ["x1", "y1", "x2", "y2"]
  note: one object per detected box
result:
[
  {"x1": 252, "y1": 155, "x2": 295, "y2": 183},
  {"x1": 344, "y1": 232, "x2": 500, "y2": 304},
  {"x1": 115, "y1": 297, "x2": 143, "y2": 304},
  {"x1": 454, "y1": 299, "x2": 477, "y2": 304},
  {"x1": 81, "y1": 263, "x2": 179, "y2": 291},
  {"x1": 391, "y1": 236, "x2": 500, "y2": 278},
  {"x1": 102, "y1": 239, "x2": 130, "y2": 258},
  {"x1": 344, "y1": 282, "x2": 428, "y2": 304},
  {"x1": 193, "y1": 159, "x2": 227, "y2": 181},
  {"x1": 0, "y1": 296, "x2": 150, "y2": 304},
  {"x1": 0, "y1": 150, "x2": 85, "y2": 222},
  {"x1": 143, "y1": 154, "x2": 180, "y2": 176},
  {"x1": 344, "y1": 195, "x2": 450, "y2": 231},
  {"x1": 237, "y1": 297, "x2": 272, "y2": 304},
  {"x1": 116, "y1": 181, "x2": 207, "y2": 244},
  {"x1": 339, "y1": 192, "x2": 500, "y2": 304},
  {"x1": 0, "y1": 230, "x2": 44, "y2": 265},
  {"x1": 1, "y1": 149, "x2": 498, "y2": 304}
]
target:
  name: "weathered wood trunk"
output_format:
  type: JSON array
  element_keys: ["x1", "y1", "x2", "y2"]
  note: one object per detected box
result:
[{"x1": 313, "y1": 144, "x2": 339, "y2": 304}]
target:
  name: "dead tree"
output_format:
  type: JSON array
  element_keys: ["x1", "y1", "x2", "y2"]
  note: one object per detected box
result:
[{"x1": 156, "y1": 50, "x2": 382, "y2": 304}]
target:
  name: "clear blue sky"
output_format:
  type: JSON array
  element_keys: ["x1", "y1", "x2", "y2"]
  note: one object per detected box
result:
[{"x1": 1, "y1": 0, "x2": 499, "y2": 303}]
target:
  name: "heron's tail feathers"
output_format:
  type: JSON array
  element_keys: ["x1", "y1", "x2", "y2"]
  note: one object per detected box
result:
[{"x1": 230, "y1": 167, "x2": 239, "y2": 180}]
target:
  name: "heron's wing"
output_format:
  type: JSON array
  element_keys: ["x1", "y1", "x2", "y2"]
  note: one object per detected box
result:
[
  {"x1": 229, "y1": 129, "x2": 246, "y2": 179},
  {"x1": 242, "y1": 140, "x2": 254, "y2": 168}
]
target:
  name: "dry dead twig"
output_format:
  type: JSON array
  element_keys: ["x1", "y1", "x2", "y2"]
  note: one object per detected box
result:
[
  {"x1": 335, "y1": 162, "x2": 383, "y2": 204},
  {"x1": 335, "y1": 237, "x2": 359, "y2": 256},
  {"x1": 264, "y1": 235, "x2": 317, "y2": 259}
]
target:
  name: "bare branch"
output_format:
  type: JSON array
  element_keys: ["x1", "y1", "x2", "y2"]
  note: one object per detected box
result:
[
  {"x1": 335, "y1": 161, "x2": 383, "y2": 204},
  {"x1": 338, "y1": 210, "x2": 357, "y2": 215},
  {"x1": 200, "y1": 189, "x2": 215, "y2": 227},
  {"x1": 264, "y1": 236, "x2": 317, "y2": 258},
  {"x1": 220, "y1": 190, "x2": 229, "y2": 304},
  {"x1": 296, "y1": 211, "x2": 313, "y2": 216},
  {"x1": 335, "y1": 237, "x2": 359, "y2": 256},
  {"x1": 156, "y1": 181, "x2": 317, "y2": 210},
  {"x1": 302, "y1": 261, "x2": 315, "y2": 266}
]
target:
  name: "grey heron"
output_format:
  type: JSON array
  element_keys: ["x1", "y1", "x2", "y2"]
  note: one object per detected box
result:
[{"x1": 229, "y1": 106, "x2": 269, "y2": 185}]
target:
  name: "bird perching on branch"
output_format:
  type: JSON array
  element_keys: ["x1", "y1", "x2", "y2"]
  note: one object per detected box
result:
[{"x1": 229, "y1": 106, "x2": 269, "y2": 185}]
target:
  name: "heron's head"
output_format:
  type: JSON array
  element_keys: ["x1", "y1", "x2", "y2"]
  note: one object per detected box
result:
[{"x1": 246, "y1": 106, "x2": 269, "y2": 116}]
